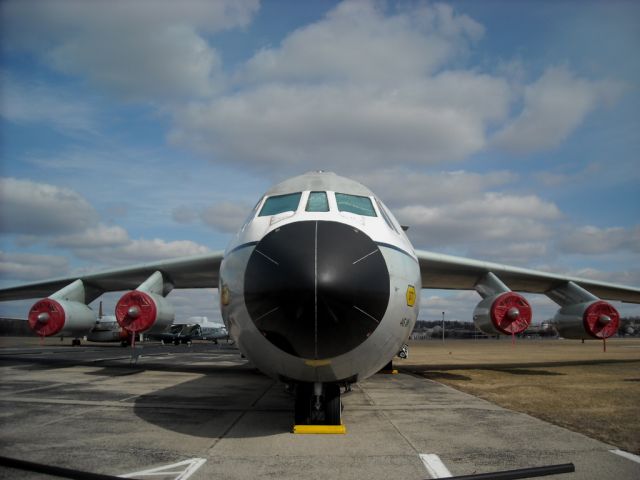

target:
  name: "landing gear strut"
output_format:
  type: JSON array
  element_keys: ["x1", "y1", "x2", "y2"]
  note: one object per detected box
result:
[{"x1": 294, "y1": 382, "x2": 342, "y2": 425}]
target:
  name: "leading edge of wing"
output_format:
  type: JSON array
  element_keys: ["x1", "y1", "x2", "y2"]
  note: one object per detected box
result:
[
  {"x1": 416, "y1": 249, "x2": 640, "y2": 304},
  {"x1": 0, "y1": 251, "x2": 225, "y2": 302}
]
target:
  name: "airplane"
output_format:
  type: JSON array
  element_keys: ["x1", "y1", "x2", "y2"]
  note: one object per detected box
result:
[
  {"x1": 1, "y1": 171, "x2": 639, "y2": 427},
  {"x1": 181, "y1": 316, "x2": 229, "y2": 343},
  {"x1": 82, "y1": 301, "x2": 132, "y2": 346},
  {"x1": 147, "y1": 316, "x2": 229, "y2": 345},
  {"x1": 522, "y1": 322, "x2": 556, "y2": 337}
]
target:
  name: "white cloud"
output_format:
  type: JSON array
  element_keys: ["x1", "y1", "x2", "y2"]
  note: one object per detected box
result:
[
  {"x1": 171, "y1": 202, "x2": 252, "y2": 233},
  {"x1": 48, "y1": 24, "x2": 222, "y2": 100},
  {"x1": 399, "y1": 192, "x2": 562, "y2": 249},
  {"x1": 168, "y1": 1, "x2": 510, "y2": 171},
  {"x1": 171, "y1": 76, "x2": 510, "y2": 170},
  {"x1": 5, "y1": 0, "x2": 620, "y2": 172},
  {"x1": 51, "y1": 224, "x2": 130, "y2": 249},
  {"x1": 0, "y1": 74, "x2": 97, "y2": 133},
  {"x1": 0, "y1": 251, "x2": 69, "y2": 281},
  {"x1": 558, "y1": 225, "x2": 640, "y2": 255},
  {"x1": 200, "y1": 202, "x2": 253, "y2": 233},
  {"x1": 170, "y1": 5, "x2": 623, "y2": 171},
  {"x1": 356, "y1": 169, "x2": 517, "y2": 207},
  {"x1": 72, "y1": 238, "x2": 210, "y2": 265},
  {"x1": 492, "y1": 66, "x2": 624, "y2": 153},
  {"x1": 0, "y1": 178, "x2": 98, "y2": 235},
  {"x1": 242, "y1": 1, "x2": 484, "y2": 84},
  {"x1": 3, "y1": 0, "x2": 260, "y2": 101}
]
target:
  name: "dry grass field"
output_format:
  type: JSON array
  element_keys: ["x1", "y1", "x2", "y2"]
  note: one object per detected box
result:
[{"x1": 397, "y1": 338, "x2": 640, "y2": 454}]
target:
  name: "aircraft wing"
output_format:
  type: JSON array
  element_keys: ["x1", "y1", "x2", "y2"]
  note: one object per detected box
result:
[
  {"x1": 0, "y1": 251, "x2": 224, "y2": 303},
  {"x1": 416, "y1": 250, "x2": 640, "y2": 304}
]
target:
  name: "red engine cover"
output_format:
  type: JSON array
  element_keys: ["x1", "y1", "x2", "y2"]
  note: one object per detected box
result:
[
  {"x1": 583, "y1": 301, "x2": 619, "y2": 339},
  {"x1": 115, "y1": 290, "x2": 157, "y2": 333},
  {"x1": 490, "y1": 292, "x2": 532, "y2": 335},
  {"x1": 28, "y1": 299, "x2": 66, "y2": 337}
]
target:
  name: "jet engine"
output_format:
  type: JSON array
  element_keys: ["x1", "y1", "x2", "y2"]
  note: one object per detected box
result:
[
  {"x1": 473, "y1": 272, "x2": 532, "y2": 336},
  {"x1": 552, "y1": 300, "x2": 619, "y2": 339},
  {"x1": 115, "y1": 290, "x2": 174, "y2": 333},
  {"x1": 28, "y1": 297, "x2": 96, "y2": 337},
  {"x1": 473, "y1": 291, "x2": 532, "y2": 335},
  {"x1": 27, "y1": 279, "x2": 97, "y2": 337},
  {"x1": 546, "y1": 281, "x2": 619, "y2": 340},
  {"x1": 115, "y1": 271, "x2": 174, "y2": 333}
]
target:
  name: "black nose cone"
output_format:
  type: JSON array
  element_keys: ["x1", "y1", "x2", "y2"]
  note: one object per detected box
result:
[{"x1": 244, "y1": 221, "x2": 389, "y2": 359}]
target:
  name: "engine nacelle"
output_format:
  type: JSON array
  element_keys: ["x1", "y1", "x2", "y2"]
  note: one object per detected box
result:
[
  {"x1": 115, "y1": 290, "x2": 174, "y2": 334},
  {"x1": 473, "y1": 291, "x2": 532, "y2": 335},
  {"x1": 552, "y1": 300, "x2": 619, "y2": 339},
  {"x1": 28, "y1": 298, "x2": 97, "y2": 337}
]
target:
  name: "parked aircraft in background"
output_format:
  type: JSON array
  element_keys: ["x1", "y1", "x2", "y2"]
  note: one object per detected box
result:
[
  {"x1": 522, "y1": 322, "x2": 556, "y2": 337},
  {"x1": 148, "y1": 316, "x2": 228, "y2": 345},
  {"x1": 183, "y1": 316, "x2": 228, "y2": 342},
  {"x1": 1, "y1": 171, "x2": 638, "y2": 427},
  {"x1": 82, "y1": 302, "x2": 131, "y2": 346}
]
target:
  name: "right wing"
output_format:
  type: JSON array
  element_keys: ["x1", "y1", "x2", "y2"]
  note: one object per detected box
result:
[
  {"x1": 416, "y1": 249, "x2": 640, "y2": 304},
  {"x1": 0, "y1": 251, "x2": 225, "y2": 303}
]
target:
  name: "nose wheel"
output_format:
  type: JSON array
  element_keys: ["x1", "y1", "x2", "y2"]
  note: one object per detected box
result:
[
  {"x1": 294, "y1": 383, "x2": 342, "y2": 426},
  {"x1": 324, "y1": 384, "x2": 342, "y2": 425}
]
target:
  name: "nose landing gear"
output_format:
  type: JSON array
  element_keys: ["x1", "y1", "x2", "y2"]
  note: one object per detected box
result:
[{"x1": 293, "y1": 382, "x2": 345, "y2": 433}]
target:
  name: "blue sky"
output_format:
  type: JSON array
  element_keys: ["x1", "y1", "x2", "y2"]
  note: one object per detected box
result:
[{"x1": 1, "y1": 0, "x2": 638, "y2": 323}]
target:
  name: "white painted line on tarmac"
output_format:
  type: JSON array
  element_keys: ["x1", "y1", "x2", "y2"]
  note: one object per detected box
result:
[
  {"x1": 119, "y1": 458, "x2": 206, "y2": 480},
  {"x1": 610, "y1": 449, "x2": 640, "y2": 464},
  {"x1": 419, "y1": 454, "x2": 452, "y2": 478}
]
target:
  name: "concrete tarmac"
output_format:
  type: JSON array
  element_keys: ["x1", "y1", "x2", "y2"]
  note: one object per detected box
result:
[{"x1": 0, "y1": 340, "x2": 638, "y2": 479}]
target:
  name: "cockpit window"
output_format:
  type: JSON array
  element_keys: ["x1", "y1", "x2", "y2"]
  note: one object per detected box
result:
[
  {"x1": 335, "y1": 193, "x2": 377, "y2": 217},
  {"x1": 306, "y1": 191, "x2": 329, "y2": 212},
  {"x1": 376, "y1": 198, "x2": 398, "y2": 233},
  {"x1": 258, "y1": 192, "x2": 302, "y2": 216}
]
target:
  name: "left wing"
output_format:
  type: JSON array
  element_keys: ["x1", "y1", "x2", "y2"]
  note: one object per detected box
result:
[
  {"x1": 0, "y1": 251, "x2": 224, "y2": 303},
  {"x1": 416, "y1": 249, "x2": 640, "y2": 304}
]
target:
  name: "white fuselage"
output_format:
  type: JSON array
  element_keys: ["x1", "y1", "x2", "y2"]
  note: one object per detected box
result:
[{"x1": 219, "y1": 173, "x2": 421, "y2": 384}]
